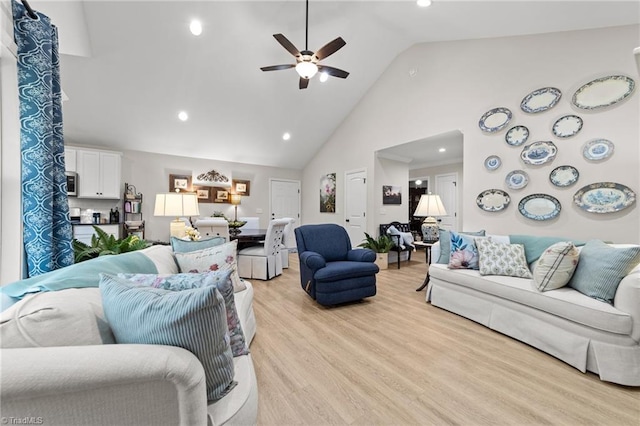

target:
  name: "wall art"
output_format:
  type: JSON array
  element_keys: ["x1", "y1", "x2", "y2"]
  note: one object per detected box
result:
[
  {"x1": 518, "y1": 194, "x2": 561, "y2": 221},
  {"x1": 169, "y1": 174, "x2": 192, "y2": 193},
  {"x1": 476, "y1": 189, "x2": 510, "y2": 212},
  {"x1": 213, "y1": 187, "x2": 230, "y2": 203},
  {"x1": 573, "y1": 182, "x2": 636, "y2": 214},
  {"x1": 505, "y1": 170, "x2": 529, "y2": 190},
  {"x1": 484, "y1": 155, "x2": 501, "y2": 171},
  {"x1": 572, "y1": 75, "x2": 635, "y2": 110},
  {"x1": 232, "y1": 179, "x2": 251, "y2": 196},
  {"x1": 520, "y1": 141, "x2": 557, "y2": 166},
  {"x1": 583, "y1": 139, "x2": 614, "y2": 162},
  {"x1": 195, "y1": 186, "x2": 212, "y2": 203},
  {"x1": 382, "y1": 185, "x2": 402, "y2": 205},
  {"x1": 320, "y1": 173, "x2": 336, "y2": 213},
  {"x1": 552, "y1": 115, "x2": 583, "y2": 138},
  {"x1": 478, "y1": 107, "x2": 512, "y2": 133},
  {"x1": 520, "y1": 87, "x2": 562, "y2": 113},
  {"x1": 549, "y1": 166, "x2": 579, "y2": 187},
  {"x1": 193, "y1": 168, "x2": 231, "y2": 187},
  {"x1": 505, "y1": 125, "x2": 529, "y2": 146}
]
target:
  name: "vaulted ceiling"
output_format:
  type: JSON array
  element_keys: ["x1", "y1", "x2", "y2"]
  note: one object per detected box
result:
[{"x1": 35, "y1": 1, "x2": 640, "y2": 169}]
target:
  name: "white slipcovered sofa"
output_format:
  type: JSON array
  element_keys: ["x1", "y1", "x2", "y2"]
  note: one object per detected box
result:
[
  {"x1": 428, "y1": 237, "x2": 640, "y2": 386},
  {"x1": 0, "y1": 245, "x2": 258, "y2": 425}
]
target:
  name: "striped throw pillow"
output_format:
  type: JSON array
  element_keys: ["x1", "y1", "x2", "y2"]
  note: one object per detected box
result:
[
  {"x1": 533, "y1": 242, "x2": 579, "y2": 291},
  {"x1": 99, "y1": 274, "x2": 236, "y2": 401}
]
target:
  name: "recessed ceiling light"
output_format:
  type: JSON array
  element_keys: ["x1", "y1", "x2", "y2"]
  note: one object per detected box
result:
[
  {"x1": 417, "y1": 0, "x2": 432, "y2": 7},
  {"x1": 282, "y1": 132, "x2": 291, "y2": 141},
  {"x1": 415, "y1": 180, "x2": 422, "y2": 185},
  {"x1": 319, "y1": 72, "x2": 329, "y2": 83},
  {"x1": 189, "y1": 20, "x2": 202, "y2": 36},
  {"x1": 178, "y1": 111, "x2": 189, "y2": 121},
  {"x1": 439, "y1": 148, "x2": 446, "y2": 153}
]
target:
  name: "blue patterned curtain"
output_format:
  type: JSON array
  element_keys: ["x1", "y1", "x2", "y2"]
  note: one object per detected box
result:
[{"x1": 12, "y1": 0, "x2": 74, "y2": 277}]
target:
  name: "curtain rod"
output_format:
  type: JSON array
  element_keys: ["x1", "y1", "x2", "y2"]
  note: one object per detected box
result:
[{"x1": 20, "y1": 0, "x2": 37, "y2": 19}]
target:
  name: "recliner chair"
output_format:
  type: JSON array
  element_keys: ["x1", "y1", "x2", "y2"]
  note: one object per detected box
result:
[{"x1": 294, "y1": 224, "x2": 379, "y2": 306}]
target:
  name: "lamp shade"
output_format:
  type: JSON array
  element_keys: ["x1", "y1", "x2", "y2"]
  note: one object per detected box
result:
[
  {"x1": 154, "y1": 193, "x2": 200, "y2": 217},
  {"x1": 413, "y1": 193, "x2": 447, "y2": 218},
  {"x1": 230, "y1": 194, "x2": 242, "y2": 205}
]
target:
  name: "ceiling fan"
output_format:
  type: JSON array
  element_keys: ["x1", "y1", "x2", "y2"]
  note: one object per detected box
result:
[{"x1": 260, "y1": 0, "x2": 349, "y2": 90}]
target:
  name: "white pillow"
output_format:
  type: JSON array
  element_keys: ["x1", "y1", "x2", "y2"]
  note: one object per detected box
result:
[
  {"x1": 533, "y1": 242, "x2": 579, "y2": 291},
  {"x1": 174, "y1": 240, "x2": 246, "y2": 292},
  {"x1": 476, "y1": 238, "x2": 532, "y2": 278}
]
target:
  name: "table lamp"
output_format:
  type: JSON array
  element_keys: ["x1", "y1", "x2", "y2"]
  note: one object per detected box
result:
[
  {"x1": 413, "y1": 193, "x2": 447, "y2": 243},
  {"x1": 154, "y1": 192, "x2": 200, "y2": 237},
  {"x1": 230, "y1": 194, "x2": 242, "y2": 221}
]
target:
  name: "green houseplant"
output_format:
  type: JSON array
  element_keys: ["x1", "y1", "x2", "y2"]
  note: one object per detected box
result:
[
  {"x1": 72, "y1": 225, "x2": 150, "y2": 263},
  {"x1": 358, "y1": 232, "x2": 394, "y2": 270}
]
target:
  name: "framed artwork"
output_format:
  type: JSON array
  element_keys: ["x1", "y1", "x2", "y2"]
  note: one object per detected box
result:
[
  {"x1": 195, "y1": 187, "x2": 211, "y2": 203},
  {"x1": 214, "y1": 187, "x2": 230, "y2": 203},
  {"x1": 383, "y1": 185, "x2": 402, "y2": 205},
  {"x1": 232, "y1": 179, "x2": 251, "y2": 196},
  {"x1": 169, "y1": 174, "x2": 192, "y2": 192},
  {"x1": 320, "y1": 173, "x2": 336, "y2": 213}
]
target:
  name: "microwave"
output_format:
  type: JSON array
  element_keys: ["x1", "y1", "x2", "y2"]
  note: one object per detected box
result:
[{"x1": 65, "y1": 171, "x2": 77, "y2": 197}]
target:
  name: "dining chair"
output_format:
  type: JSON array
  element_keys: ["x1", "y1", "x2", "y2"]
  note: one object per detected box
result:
[
  {"x1": 237, "y1": 218, "x2": 289, "y2": 280},
  {"x1": 278, "y1": 217, "x2": 296, "y2": 268},
  {"x1": 194, "y1": 217, "x2": 229, "y2": 241}
]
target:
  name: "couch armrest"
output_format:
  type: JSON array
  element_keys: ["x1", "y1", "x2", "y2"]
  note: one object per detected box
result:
[
  {"x1": 347, "y1": 248, "x2": 376, "y2": 263},
  {"x1": 614, "y1": 263, "x2": 640, "y2": 342},
  {"x1": 1, "y1": 344, "x2": 208, "y2": 426},
  {"x1": 299, "y1": 251, "x2": 326, "y2": 271}
]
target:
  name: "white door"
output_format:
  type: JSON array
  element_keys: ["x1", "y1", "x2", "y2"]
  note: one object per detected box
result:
[
  {"x1": 435, "y1": 173, "x2": 458, "y2": 231},
  {"x1": 344, "y1": 169, "x2": 367, "y2": 247},
  {"x1": 270, "y1": 179, "x2": 300, "y2": 224}
]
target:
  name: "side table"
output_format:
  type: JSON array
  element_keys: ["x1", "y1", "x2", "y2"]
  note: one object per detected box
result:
[{"x1": 413, "y1": 241, "x2": 433, "y2": 291}]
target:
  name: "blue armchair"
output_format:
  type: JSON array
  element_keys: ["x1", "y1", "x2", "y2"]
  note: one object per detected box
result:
[{"x1": 294, "y1": 224, "x2": 379, "y2": 306}]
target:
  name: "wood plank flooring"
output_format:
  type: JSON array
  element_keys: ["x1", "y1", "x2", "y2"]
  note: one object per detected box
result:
[{"x1": 250, "y1": 251, "x2": 640, "y2": 425}]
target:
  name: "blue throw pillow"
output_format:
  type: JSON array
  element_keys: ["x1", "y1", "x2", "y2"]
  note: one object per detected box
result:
[
  {"x1": 568, "y1": 240, "x2": 640, "y2": 304},
  {"x1": 99, "y1": 274, "x2": 236, "y2": 401},
  {"x1": 437, "y1": 229, "x2": 486, "y2": 264},
  {"x1": 170, "y1": 236, "x2": 226, "y2": 253},
  {"x1": 448, "y1": 231, "x2": 482, "y2": 270}
]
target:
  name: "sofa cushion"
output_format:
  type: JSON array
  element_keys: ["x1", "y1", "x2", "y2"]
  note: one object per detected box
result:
[
  {"x1": 173, "y1": 240, "x2": 245, "y2": 292},
  {"x1": 314, "y1": 261, "x2": 379, "y2": 282},
  {"x1": 437, "y1": 229, "x2": 485, "y2": 264},
  {"x1": 99, "y1": 274, "x2": 236, "y2": 402},
  {"x1": 430, "y1": 264, "x2": 632, "y2": 335},
  {"x1": 569, "y1": 240, "x2": 640, "y2": 304},
  {"x1": 533, "y1": 242, "x2": 579, "y2": 291},
  {"x1": 509, "y1": 235, "x2": 586, "y2": 264},
  {"x1": 170, "y1": 236, "x2": 226, "y2": 253},
  {"x1": 476, "y1": 239, "x2": 532, "y2": 279},
  {"x1": 448, "y1": 232, "x2": 483, "y2": 270},
  {"x1": 0, "y1": 288, "x2": 114, "y2": 348},
  {"x1": 117, "y1": 271, "x2": 249, "y2": 357}
]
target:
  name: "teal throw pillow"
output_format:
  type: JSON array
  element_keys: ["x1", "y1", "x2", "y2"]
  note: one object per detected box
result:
[
  {"x1": 170, "y1": 236, "x2": 226, "y2": 253},
  {"x1": 117, "y1": 271, "x2": 249, "y2": 357},
  {"x1": 99, "y1": 274, "x2": 235, "y2": 401},
  {"x1": 437, "y1": 229, "x2": 486, "y2": 264},
  {"x1": 448, "y1": 231, "x2": 483, "y2": 270},
  {"x1": 568, "y1": 240, "x2": 640, "y2": 304}
]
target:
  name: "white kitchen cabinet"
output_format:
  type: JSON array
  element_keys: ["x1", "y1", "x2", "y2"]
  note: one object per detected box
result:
[
  {"x1": 76, "y1": 149, "x2": 121, "y2": 199},
  {"x1": 73, "y1": 224, "x2": 120, "y2": 245},
  {"x1": 64, "y1": 147, "x2": 76, "y2": 172}
]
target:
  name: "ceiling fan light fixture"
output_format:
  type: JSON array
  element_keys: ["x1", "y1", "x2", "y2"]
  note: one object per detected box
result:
[
  {"x1": 295, "y1": 61, "x2": 318, "y2": 79},
  {"x1": 319, "y1": 72, "x2": 329, "y2": 83},
  {"x1": 417, "y1": 0, "x2": 432, "y2": 7},
  {"x1": 189, "y1": 20, "x2": 202, "y2": 36}
]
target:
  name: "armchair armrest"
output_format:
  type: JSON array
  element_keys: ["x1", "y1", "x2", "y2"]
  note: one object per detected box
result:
[
  {"x1": 299, "y1": 251, "x2": 326, "y2": 271},
  {"x1": 1, "y1": 344, "x2": 208, "y2": 425},
  {"x1": 347, "y1": 248, "x2": 376, "y2": 263}
]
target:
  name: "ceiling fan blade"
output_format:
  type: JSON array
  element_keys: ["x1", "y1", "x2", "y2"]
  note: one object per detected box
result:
[
  {"x1": 299, "y1": 77, "x2": 309, "y2": 90},
  {"x1": 317, "y1": 65, "x2": 349, "y2": 79},
  {"x1": 273, "y1": 34, "x2": 301, "y2": 58},
  {"x1": 313, "y1": 37, "x2": 346, "y2": 61},
  {"x1": 260, "y1": 64, "x2": 296, "y2": 72}
]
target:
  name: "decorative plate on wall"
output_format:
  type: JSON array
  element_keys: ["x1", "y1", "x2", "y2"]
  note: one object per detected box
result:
[
  {"x1": 476, "y1": 189, "x2": 511, "y2": 212},
  {"x1": 583, "y1": 139, "x2": 614, "y2": 161},
  {"x1": 520, "y1": 141, "x2": 557, "y2": 165},
  {"x1": 505, "y1": 170, "x2": 529, "y2": 190},
  {"x1": 552, "y1": 115, "x2": 583, "y2": 138},
  {"x1": 484, "y1": 155, "x2": 502, "y2": 171},
  {"x1": 573, "y1": 182, "x2": 636, "y2": 214},
  {"x1": 479, "y1": 107, "x2": 512, "y2": 133},
  {"x1": 518, "y1": 194, "x2": 561, "y2": 221},
  {"x1": 549, "y1": 165, "x2": 579, "y2": 187},
  {"x1": 572, "y1": 75, "x2": 635, "y2": 110},
  {"x1": 520, "y1": 87, "x2": 562, "y2": 113},
  {"x1": 505, "y1": 125, "x2": 529, "y2": 146}
]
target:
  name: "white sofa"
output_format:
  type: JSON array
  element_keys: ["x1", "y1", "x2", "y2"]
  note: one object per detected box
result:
[
  {"x1": 428, "y1": 239, "x2": 640, "y2": 386},
  {"x1": 0, "y1": 245, "x2": 258, "y2": 425}
]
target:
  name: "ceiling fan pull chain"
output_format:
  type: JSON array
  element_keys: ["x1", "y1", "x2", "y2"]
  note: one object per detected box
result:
[{"x1": 305, "y1": 0, "x2": 309, "y2": 51}]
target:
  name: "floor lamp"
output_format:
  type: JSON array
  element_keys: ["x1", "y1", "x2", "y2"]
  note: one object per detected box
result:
[
  {"x1": 413, "y1": 193, "x2": 447, "y2": 243},
  {"x1": 154, "y1": 192, "x2": 200, "y2": 238}
]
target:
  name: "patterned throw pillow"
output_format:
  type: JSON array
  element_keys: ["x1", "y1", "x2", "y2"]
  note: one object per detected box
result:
[
  {"x1": 99, "y1": 274, "x2": 236, "y2": 402},
  {"x1": 437, "y1": 229, "x2": 486, "y2": 264},
  {"x1": 476, "y1": 238, "x2": 532, "y2": 278},
  {"x1": 117, "y1": 271, "x2": 249, "y2": 356},
  {"x1": 173, "y1": 240, "x2": 246, "y2": 292},
  {"x1": 448, "y1": 231, "x2": 482, "y2": 270},
  {"x1": 533, "y1": 242, "x2": 579, "y2": 291}
]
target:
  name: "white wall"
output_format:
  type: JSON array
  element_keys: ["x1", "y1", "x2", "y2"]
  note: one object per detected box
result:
[{"x1": 302, "y1": 25, "x2": 640, "y2": 243}]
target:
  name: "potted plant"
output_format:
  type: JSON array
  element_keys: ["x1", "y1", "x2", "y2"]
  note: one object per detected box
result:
[
  {"x1": 72, "y1": 226, "x2": 150, "y2": 263},
  {"x1": 358, "y1": 232, "x2": 394, "y2": 270}
]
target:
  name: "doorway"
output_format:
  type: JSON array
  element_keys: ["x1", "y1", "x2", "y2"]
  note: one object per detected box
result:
[
  {"x1": 344, "y1": 168, "x2": 367, "y2": 247},
  {"x1": 435, "y1": 173, "x2": 458, "y2": 231},
  {"x1": 408, "y1": 177, "x2": 429, "y2": 233},
  {"x1": 269, "y1": 179, "x2": 300, "y2": 225}
]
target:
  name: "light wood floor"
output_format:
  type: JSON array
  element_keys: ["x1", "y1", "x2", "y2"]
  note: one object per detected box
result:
[{"x1": 250, "y1": 252, "x2": 640, "y2": 426}]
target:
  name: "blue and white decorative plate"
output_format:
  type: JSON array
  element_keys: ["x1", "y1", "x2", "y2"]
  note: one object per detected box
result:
[
  {"x1": 549, "y1": 165, "x2": 579, "y2": 187},
  {"x1": 476, "y1": 189, "x2": 510, "y2": 212},
  {"x1": 520, "y1": 141, "x2": 557, "y2": 166},
  {"x1": 484, "y1": 155, "x2": 502, "y2": 171},
  {"x1": 505, "y1": 170, "x2": 529, "y2": 190},
  {"x1": 518, "y1": 194, "x2": 561, "y2": 221},
  {"x1": 520, "y1": 87, "x2": 562, "y2": 113},
  {"x1": 573, "y1": 182, "x2": 636, "y2": 214},
  {"x1": 583, "y1": 139, "x2": 614, "y2": 161},
  {"x1": 479, "y1": 107, "x2": 512, "y2": 133},
  {"x1": 552, "y1": 115, "x2": 583, "y2": 138},
  {"x1": 572, "y1": 75, "x2": 635, "y2": 110},
  {"x1": 505, "y1": 125, "x2": 529, "y2": 146}
]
